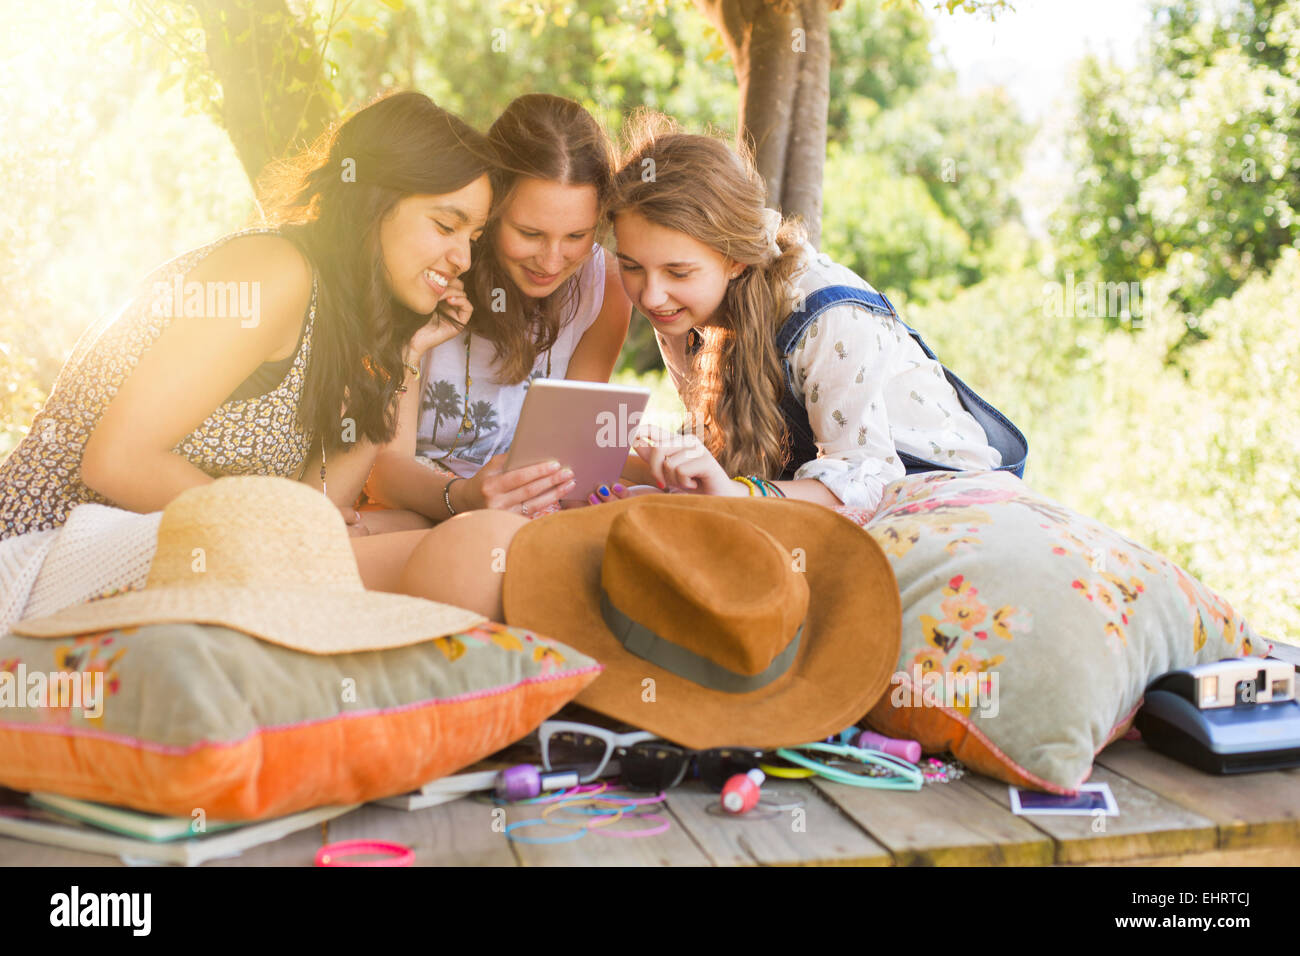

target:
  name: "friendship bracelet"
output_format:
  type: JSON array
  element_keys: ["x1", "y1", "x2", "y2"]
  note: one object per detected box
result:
[
  {"x1": 504, "y1": 819, "x2": 588, "y2": 844},
  {"x1": 541, "y1": 799, "x2": 627, "y2": 828},
  {"x1": 732, "y1": 476, "x2": 761, "y2": 496},
  {"x1": 314, "y1": 839, "x2": 415, "y2": 867}
]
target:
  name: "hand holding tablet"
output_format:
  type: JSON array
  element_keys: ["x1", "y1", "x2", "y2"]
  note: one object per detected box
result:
[{"x1": 504, "y1": 380, "x2": 652, "y2": 505}]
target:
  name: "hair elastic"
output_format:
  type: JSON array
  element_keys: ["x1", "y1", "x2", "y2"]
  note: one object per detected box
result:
[
  {"x1": 314, "y1": 840, "x2": 415, "y2": 867},
  {"x1": 541, "y1": 799, "x2": 627, "y2": 829},
  {"x1": 504, "y1": 818, "x2": 588, "y2": 844}
]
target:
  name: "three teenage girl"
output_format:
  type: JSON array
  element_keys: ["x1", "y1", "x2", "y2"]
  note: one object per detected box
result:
[{"x1": 0, "y1": 94, "x2": 1017, "y2": 621}]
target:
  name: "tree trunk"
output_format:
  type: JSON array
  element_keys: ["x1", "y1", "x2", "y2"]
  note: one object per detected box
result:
[
  {"x1": 693, "y1": 0, "x2": 834, "y2": 248},
  {"x1": 188, "y1": 0, "x2": 336, "y2": 186}
]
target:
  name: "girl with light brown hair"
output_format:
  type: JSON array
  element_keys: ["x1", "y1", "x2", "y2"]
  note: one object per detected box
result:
[
  {"x1": 592, "y1": 112, "x2": 1025, "y2": 513},
  {"x1": 365, "y1": 93, "x2": 632, "y2": 525}
]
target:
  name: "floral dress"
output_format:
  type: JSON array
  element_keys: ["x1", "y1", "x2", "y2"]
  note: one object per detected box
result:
[{"x1": 0, "y1": 230, "x2": 317, "y2": 540}]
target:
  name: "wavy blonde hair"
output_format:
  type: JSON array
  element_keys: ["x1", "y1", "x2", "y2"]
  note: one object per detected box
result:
[{"x1": 608, "y1": 111, "x2": 807, "y2": 477}]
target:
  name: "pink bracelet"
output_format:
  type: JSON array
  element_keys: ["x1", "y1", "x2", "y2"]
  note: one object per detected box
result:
[{"x1": 315, "y1": 839, "x2": 415, "y2": 867}]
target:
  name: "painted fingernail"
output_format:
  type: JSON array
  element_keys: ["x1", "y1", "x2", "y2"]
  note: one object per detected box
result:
[
  {"x1": 598, "y1": 485, "x2": 610, "y2": 497},
  {"x1": 613, "y1": 484, "x2": 626, "y2": 494},
  {"x1": 589, "y1": 494, "x2": 599, "y2": 505},
  {"x1": 656, "y1": 480, "x2": 666, "y2": 489}
]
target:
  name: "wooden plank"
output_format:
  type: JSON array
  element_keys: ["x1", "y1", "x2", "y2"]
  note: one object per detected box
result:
[
  {"x1": 1096, "y1": 738, "x2": 1300, "y2": 850},
  {"x1": 0, "y1": 835, "x2": 124, "y2": 866},
  {"x1": 325, "y1": 799, "x2": 517, "y2": 867},
  {"x1": 494, "y1": 789, "x2": 714, "y2": 867},
  {"x1": 812, "y1": 776, "x2": 1054, "y2": 866},
  {"x1": 966, "y1": 765, "x2": 1218, "y2": 864},
  {"x1": 665, "y1": 779, "x2": 890, "y2": 866},
  {"x1": 203, "y1": 814, "x2": 337, "y2": 867},
  {"x1": 1069, "y1": 844, "x2": 1300, "y2": 867}
]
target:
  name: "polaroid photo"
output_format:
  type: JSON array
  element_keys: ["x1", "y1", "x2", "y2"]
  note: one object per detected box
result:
[{"x1": 1009, "y1": 782, "x2": 1119, "y2": 816}]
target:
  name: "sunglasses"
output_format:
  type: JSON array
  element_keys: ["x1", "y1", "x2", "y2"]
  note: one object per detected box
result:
[{"x1": 539, "y1": 721, "x2": 762, "y2": 792}]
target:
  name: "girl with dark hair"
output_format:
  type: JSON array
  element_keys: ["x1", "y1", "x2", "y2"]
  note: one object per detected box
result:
[
  {"x1": 365, "y1": 93, "x2": 632, "y2": 523},
  {"x1": 0, "y1": 90, "x2": 493, "y2": 539}
]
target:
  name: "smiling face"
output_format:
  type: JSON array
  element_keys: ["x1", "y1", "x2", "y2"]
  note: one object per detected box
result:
[
  {"x1": 494, "y1": 178, "x2": 600, "y2": 300},
  {"x1": 378, "y1": 174, "x2": 493, "y2": 314},
  {"x1": 612, "y1": 210, "x2": 741, "y2": 338}
]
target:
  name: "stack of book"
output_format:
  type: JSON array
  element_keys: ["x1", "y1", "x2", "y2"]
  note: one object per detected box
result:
[{"x1": 0, "y1": 789, "x2": 356, "y2": 866}]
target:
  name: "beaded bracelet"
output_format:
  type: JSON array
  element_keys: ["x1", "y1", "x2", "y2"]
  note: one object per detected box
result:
[
  {"x1": 732, "y1": 475, "x2": 787, "y2": 498},
  {"x1": 443, "y1": 477, "x2": 463, "y2": 517}
]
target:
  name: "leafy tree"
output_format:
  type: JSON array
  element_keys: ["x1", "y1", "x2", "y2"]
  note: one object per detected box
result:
[{"x1": 1052, "y1": 0, "x2": 1300, "y2": 331}]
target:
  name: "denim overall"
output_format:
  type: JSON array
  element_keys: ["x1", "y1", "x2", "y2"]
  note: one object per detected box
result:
[{"x1": 773, "y1": 284, "x2": 1028, "y2": 480}]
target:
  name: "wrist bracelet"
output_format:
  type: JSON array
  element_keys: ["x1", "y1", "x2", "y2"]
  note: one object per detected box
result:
[
  {"x1": 444, "y1": 477, "x2": 463, "y2": 517},
  {"x1": 403, "y1": 361, "x2": 420, "y2": 378},
  {"x1": 732, "y1": 476, "x2": 760, "y2": 496},
  {"x1": 315, "y1": 839, "x2": 414, "y2": 867}
]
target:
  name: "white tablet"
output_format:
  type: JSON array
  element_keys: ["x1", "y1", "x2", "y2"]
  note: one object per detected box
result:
[{"x1": 504, "y1": 379, "x2": 652, "y2": 503}]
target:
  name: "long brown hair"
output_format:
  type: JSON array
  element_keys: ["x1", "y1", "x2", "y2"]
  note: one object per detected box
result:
[
  {"x1": 259, "y1": 91, "x2": 493, "y2": 453},
  {"x1": 607, "y1": 111, "x2": 807, "y2": 478},
  {"x1": 467, "y1": 94, "x2": 614, "y2": 384}
]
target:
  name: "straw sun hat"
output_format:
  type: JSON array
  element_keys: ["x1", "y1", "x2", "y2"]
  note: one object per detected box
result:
[
  {"x1": 502, "y1": 495, "x2": 901, "y2": 750},
  {"x1": 13, "y1": 476, "x2": 486, "y2": 652}
]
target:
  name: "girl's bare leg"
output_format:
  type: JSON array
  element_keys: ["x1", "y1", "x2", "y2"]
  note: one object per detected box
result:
[
  {"x1": 356, "y1": 508, "x2": 434, "y2": 535},
  {"x1": 350, "y1": 511, "x2": 529, "y2": 620}
]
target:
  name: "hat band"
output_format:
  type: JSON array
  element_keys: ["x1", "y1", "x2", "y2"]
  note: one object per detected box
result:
[{"x1": 599, "y1": 591, "x2": 803, "y2": 694}]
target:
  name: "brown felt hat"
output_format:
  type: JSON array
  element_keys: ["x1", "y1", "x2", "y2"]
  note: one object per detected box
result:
[{"x1": 502, "y1": 495, "x2": 900, "y2": 749}]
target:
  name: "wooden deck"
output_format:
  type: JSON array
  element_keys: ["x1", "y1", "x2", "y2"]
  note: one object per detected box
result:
[{"x1": 4, "y1": 737, "x2": 1300, "y2": 866}]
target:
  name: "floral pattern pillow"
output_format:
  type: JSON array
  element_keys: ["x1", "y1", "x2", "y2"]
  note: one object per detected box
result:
[{"x1": 834, "y1": 471, "x2": 1267, "y2": 792}]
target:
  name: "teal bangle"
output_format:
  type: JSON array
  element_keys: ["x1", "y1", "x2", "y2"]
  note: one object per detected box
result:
[{"x1": 774, "y1": 744, "x2": 923, "y2": 791}]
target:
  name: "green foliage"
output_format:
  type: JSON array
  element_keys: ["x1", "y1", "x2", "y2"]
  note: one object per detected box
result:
[
  {"x1": 904, "y1": 252, "x2": 1300, "y2": 640},
  {"x1": 328, "y1": 0, "x2": 737, "y2": 140},
  {"x1": 820, "y1": 73, "x2": 1032, "y2": 306},
  {"x1": 1052, "y1": 0, "x2": 1300, "y2": 325},
  {"x1": 828, "y1": 0, "x2": 935, "y2": 136}
]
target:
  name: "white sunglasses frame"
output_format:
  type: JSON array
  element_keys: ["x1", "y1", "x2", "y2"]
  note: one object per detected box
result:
[{"x1": 538, "y1": 720, "x2": 657, "y2": 784}]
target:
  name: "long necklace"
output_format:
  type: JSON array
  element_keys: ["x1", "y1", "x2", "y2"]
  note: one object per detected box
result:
[
  {"x1": 426, "y1": 321, "x2": 554, "y2": 464},
  {"x1": 427, "y1": 332, "x2": 475, "y2": 463}
]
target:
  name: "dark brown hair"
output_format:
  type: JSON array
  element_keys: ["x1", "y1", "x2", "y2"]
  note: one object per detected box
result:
[
  {"x1": 466, "y1": 94, "x2": 614, "y2": 384},
  {"x1": 260, "y1": 90, "x2": 493, "y2": 453}
]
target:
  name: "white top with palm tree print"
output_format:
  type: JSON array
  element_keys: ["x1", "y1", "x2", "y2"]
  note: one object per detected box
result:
[{"x1": 415, "y1": 244, "x2": 606, "y2": 478}]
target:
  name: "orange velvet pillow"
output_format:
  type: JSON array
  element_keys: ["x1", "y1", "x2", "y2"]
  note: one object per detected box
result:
[{"x1": 0, "y1": 620, "x2": 599, "y2": 819}]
